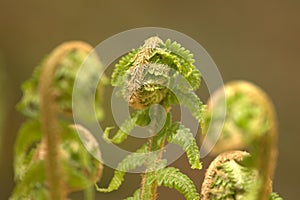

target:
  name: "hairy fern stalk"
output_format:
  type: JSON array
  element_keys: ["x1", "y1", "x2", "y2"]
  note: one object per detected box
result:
[{"x1": 98, "y1": 36, "x2": 203, "y2": 200}]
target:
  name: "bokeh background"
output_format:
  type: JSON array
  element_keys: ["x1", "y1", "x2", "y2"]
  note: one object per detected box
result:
[{"x1": 0, "y1": 1, "x2": 299, "y2": 199}]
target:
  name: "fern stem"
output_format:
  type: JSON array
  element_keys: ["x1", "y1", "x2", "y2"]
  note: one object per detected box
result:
[
  {"x1": 39, "y1": 41, "x2": 92, "y2": 199},
  {"x1": 140, "y1": 107, "x2": 169, "y2": 200}
]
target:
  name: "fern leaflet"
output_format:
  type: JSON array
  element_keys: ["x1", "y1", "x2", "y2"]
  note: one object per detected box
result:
[
  {"x1": 168, "y1": 124, "x2": 202, "y2": 170},
  {"x1": 147, "y1": 167, "x2": 200, "y2": 200}
]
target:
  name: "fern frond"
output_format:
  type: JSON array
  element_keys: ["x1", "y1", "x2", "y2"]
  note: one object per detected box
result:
[
  {"x1": 10, "y1": 160, "x2": 48, "y2": 200},
  {"x1": 168, "y1": 124, "x2": 202, "y2": 170},
  {"x1": 159, "y1": 39, "x2": 201, "y2": 90},
  {"x1": 146, "y1": 167, "x2": 200, "y2": 200},
  {"x1": 14, "y1": 120, "x2": 42, "y2": 181},
  {"x1": 269, "y1": 193, "x2": 283, "y2": 200},
  {"x1": 173, "y1": 88, "x2": 204, "y2": 123},
  {"x1": 17, "y1": 50, "x2": 107, "y2": 121},
  {"x1": 103, "y1": 109, "x2": 149, "y2": 144},
  {"x1": 96, "y1": 145, "x2": 148, "y2": 193},
  {"x1": 111, "y1": 48, "x2": 139, "y2": 86},
  {"x1": 125, "y1": 189, "x2": 141, "y2": 200},
  {"x1": 163, "y1": 39, "x2": 195, "y2": 64}
]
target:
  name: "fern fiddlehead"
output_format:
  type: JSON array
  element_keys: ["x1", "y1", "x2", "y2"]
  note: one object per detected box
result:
[
  {"x1": 201, "y1": 81, "x2": 281, "y2": 200},
  {"x1": 12, "y1": 41, "x2": 105, "y2": 199},
  {"x1": 99, "y1": 36, "x2": 203, "y2": 200}
]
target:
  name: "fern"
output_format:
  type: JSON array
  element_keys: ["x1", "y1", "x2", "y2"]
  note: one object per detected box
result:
[
  {"x1": 10, "y1": 160, "x2": 47, "y2": 200},
  {"x1": 13, "y1": 120, "x2": 42, "y2": 181},
  {"x1": 96, "y1": 144, "x2": 148, "y2": 192},
  {"x1": 111, "y1": 48, "x2": 139, "y2": 86},
  {"x1": 167, "y1": 124, "x2": 202, "y2": 170},
  {"x1": 98, "y1": 36, "x2": 202, "y2": 199},
  {"x1": 172, "y1": 88, "x2": 204, "y2": 123},
  {"x1": 125, "y1": 189, "x2": 141, "y2": 200},
  {"x1": 103, "y1": 109, "x2": 150, "y2": 144},
  {"x1": 148, "y1": 167, "x2": 200, "y2": 200},
  {"x1": 17, "y1": 50, "x2": 107, "y2": 121},
  {"x1": 270, "y1": 193, "x2": 283, "y2": 200}
]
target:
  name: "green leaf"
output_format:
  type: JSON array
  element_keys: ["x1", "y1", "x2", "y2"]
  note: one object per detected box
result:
[
  {"x1": 14, "y1": 120, "x2": 42, "y2": 181},
  {"x1": 125, "y1": 188, "x2": 141, "y2": 200},
  {"x1": 103, "y1": 109, "x2": 149, "y2": 144},
  {"x1": 10, "y1": 160, "x2": 48, "y2": 200},
  {"x1": 173, "y1": 88, "x2": 204, "y2": 123},
  {"x1": 17, "y1": 50, "x2": 107, "y2": 121},
  {"x1": 96, "y1": 145, "x2": 148, "y2": 193},
  {"x1": 168, "y1": 124, "x2": 202, "y2": 170},
  {"x1": 111, "y1": 48, "x2": 139, "y2": 86},
  {"x1": 269, "y1": 193, "x2": 283, "y2": 200},
  {"x1": 148, "y1": 167, "x2": 200, "y2": 200}
]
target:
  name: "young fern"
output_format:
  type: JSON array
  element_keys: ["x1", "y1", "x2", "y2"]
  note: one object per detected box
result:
[
  {"x1": 12, "y1": 36, "x2": 283, "y2": 200},
  {"x1": 201, "y1": 81, "x2": 282, "y2": 200},
  {"x1": 98, "y1": 36, "x2": 203, "y2": 200},
  {"x1": 11, "y1": 41, "x2": 105, "y2": 200}
]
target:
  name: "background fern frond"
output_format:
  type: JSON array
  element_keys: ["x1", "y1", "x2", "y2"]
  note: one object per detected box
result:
[
  {"x1": 10, "y1": 160, "x2": 48, "y2": 200},
  {"x1": 14, "y1": 120, "x2": 42, "y2": 181},
  {"x1": 17, "y1": 50, "x2": 107, "y2": 121},
  {"x1": 269, "y1": 193, "x2": 283, "y2": 200}
]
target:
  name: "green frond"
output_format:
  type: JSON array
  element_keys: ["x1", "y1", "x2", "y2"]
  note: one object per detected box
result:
[
  {"x1": 17, "y1": 50, "x2": 107, "y2": 121},
  {"x1": 159, "y1": 39, "x2": 201, "y2": 90},
  {"x1": 111, "y1": 37, "x2": 202, "y2": 111},
  {"x1": 12, "y1": 121, "x2": 102, "y2": 199},
  {"x1": 173, "y1": 88, "x2": 204, "y2": 123},
  {"x1": 125, "y1": 189, "x2": 141, "y2": 200},
  {"x1": 163, "y1": 39, "x2": 195, "y2": 64},
  {"x1": 10, "y1": 160, "x2": 48, "y2": 200},
  {"x1": 168, "y1": 124, "x2": 202, "y2": 170},
  {"x1": 103, "y1": 109, "x2": 150, "y2": 144},
  {"x1": 14, "y1": 120, "x2": 42, "y2": 181},
  {"x1": 147, "y1": 167, "x2": 200, "y2": 200},
  {"x1": 206, "y1": 156, "x2": 259, "y2": 200},
  {"x1": 201, "y1": 81, "x2": 273, "y2": 154},
  {"x1": 269, "y1": 193, "x2": 283, "y2": 200},
  {"x1": 96, "y1": 145, "x2": 148, "y2": 193},
  {"x1": 111, "y1": 48, "x2": 139, "y2": 86}
]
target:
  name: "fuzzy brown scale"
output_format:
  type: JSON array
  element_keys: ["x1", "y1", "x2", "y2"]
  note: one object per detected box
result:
[{"x1": 125, "y1": 36, "x2": 169, "y2": 109}]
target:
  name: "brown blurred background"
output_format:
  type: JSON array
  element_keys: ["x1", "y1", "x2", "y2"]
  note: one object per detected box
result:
[{"x1": 0, "y1": 0, "x2": 299, "y2": 199}]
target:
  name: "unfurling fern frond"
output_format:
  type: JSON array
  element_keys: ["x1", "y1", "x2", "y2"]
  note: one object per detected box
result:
[
  {"x1": 96, "y1": 145, "x2": 148, "y2": 193},
  {"x1": 111, "y1": 36, "x2": 202, "y2": 111},
  {"x1": 147, "y1": 167, "x2": 200, "y2": 200},
  {"x1": 167, "y1": 124, "x2": 202, "y2": 170},
  {"x1": 201, "y1": 150, "x2": 283, "y2": 200},
  {"x1": 201, "y1": 81, "x2": 280, "y2": 200},
  {"x1": 17, "y1": 49, "x2": 107, "y2": 121}
]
